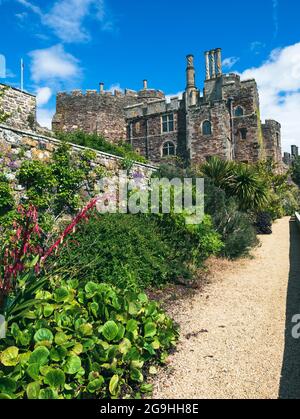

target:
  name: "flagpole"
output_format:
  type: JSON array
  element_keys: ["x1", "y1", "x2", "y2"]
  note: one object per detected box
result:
[{"x1": 21, "y1": 58, "x2": 24, "y2": 91}]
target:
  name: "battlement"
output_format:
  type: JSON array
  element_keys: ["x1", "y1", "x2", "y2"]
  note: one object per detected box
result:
[
  {"x1": 263, "y1": 119, "x2": 281, "y2": 129},
  {"x1": 57, "y1": 88, "x2": 139, "y2": 99},
  {"x1": 124, "y1": 96, "x2": 181, "y2": 119}
]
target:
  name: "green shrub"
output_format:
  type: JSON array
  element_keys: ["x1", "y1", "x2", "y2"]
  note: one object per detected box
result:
[
  {"x1": 0, "y1": 180, "x2": 14, "y2": 217},
  {"x1": 56, "y1": 131, "x2": 147, "y2": 164},
  {"x1": 204, "y1": 180, "x2": 258, "y2": 259},
  {"x1": 48, "y1": 213, "x2": 174, "y2": 290},
  {"x1": 292, "y1": 156, "x2": 300, "y2": 187},
  {"x1": 17, "y1": 143, "x2": 97, "y2": 219},
  {"x1": 0, "y1": 280, "x2": 178, "y2": 399}
]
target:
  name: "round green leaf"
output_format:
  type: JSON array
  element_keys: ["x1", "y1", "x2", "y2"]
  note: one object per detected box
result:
[
  {"x1": 63, "y1": 355, "x2": 81, "y2": 375},
  {"x1": 38, "y1": 388, "x2": 58, "y2": 399},
  {"x1": 29, "y1": 346, "x2": 50, "y2": 366},
  {"x1": 0, "y1": 347, "x2": 19, "y2": 367},
  {"x1": 126, "y1": 319, "x2": 138, "y2": 333},
  {"x1": 71, "y1": 343, "x2": 83, "y2": 355},
  {"x1": 144, "y1": 322, "x2": 157, "y2": 338},
  {"x1": 109, "y1": 374, "x2": 120, "y2": 396},
  {"x1": 34, "y1": 328, "x2": 53, "y2": 343},
  {"x1": 0, "y1": 377, "x2": 17, "y2": 394},
  {"x1": 102, "y1": 321, "x2": 119, "y2": 341},
  {"x1": 43, "y1": 304, "x2": 54, "y2": 318},
  {"x1": 54, "y1": 287, "x2": 69, "y2": 302},
  {"x1": 54, "y1": 332, "x2": 68, "y2": 345},
  {"x1": 26, "y1": 363, "x2": 40, "y2": 381},
  {"x1": 78, "y1": 323, "x2": 93, "y2": 336},
  {"x1": 44, "y1": 368, "x2": 65, "y2": 389},
  {"x1": 87, "y1": 377, "x2": 105, "y2": 393},
  {"x1": 85, "y1": 282, "x2": 99, "y2": 296},
  {"x1": 140, "y1": 383, "x2": 153, "y2": 394},
  {"x1": 130, "y1": 367, "x2": 144, "y2": 383},
  {"x1": 118, "y1": 338, "x2": 132, "y2": 355},
  {"x1": 138, "y1": 293, "x2": 149, "y2": 304},
  {"x1": 26, "y1": 382, "x2": 40, "y2": 399},
  {"x1": 115, "y1": 324, "x2": 125, "y2": 341}
]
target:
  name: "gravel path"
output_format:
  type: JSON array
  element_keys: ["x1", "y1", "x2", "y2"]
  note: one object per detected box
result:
[{"x1": 153, "y1": 217, "x2": 300, "y2": 399}]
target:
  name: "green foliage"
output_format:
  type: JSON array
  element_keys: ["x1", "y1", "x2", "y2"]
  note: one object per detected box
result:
[
  {"x1": 200, "y1": 157, "x2": 269, "y2": 213},
  {"x1": 56, "y1": 131, "x2": 147, "y2": 164},
  {"x1": 0, "y1": 175, "x2": 14, "y2": 216},
  {"x1": 17, "y1": 143, "x2": 96, "y2": 216},
  {"x1": 255, "y1": 159, "x2": 299, "y2": 218},
  {"x1": 204, "y1": 180, "x2": 258, "y2": 258},
  {"x1": 0, "y1": 280, "x2": 178, "y2": 399},
  {"x1": 292, "y1": 156, "x2": 300, "y2": 187},
  {"x1": 48, "y1": 210, "x2": 223, "y2": 291}
]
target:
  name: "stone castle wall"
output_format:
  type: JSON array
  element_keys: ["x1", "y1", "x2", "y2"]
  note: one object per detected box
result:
[
  {"x1": 262, "y1": 120, "x2": 282, "y2": 163},
  {"x1": 52, "y1": 86, "x2": 165, "y2": 144},
  {"x1": 0, "y1": 84, "x2": 36, "y2": 131},
  {"x1": 125, "y1": 97, "x2": 184, "y2": 163},
  {"x1": 0, "y1": 124, "x2": 157, "y2": 194},
  {"x1": 51, "y1": 51, "x2": 283, "y2": 167}
]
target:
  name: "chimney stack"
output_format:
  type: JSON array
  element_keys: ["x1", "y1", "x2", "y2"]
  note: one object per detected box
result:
[
  {"x1": 210, "y1": 50, "x2": 216, "y2": 79},
  {"x1": 143, "y1": 79, "x2": 148, "y2": 90},
  {"x1": 186, "y1": 54, "x2": 196, "y2": 89},
  {"x1": 99, "y1": 82, "x2": 104, "y2": 93},
  {"x1": 205, "y1": 49, "x2": 223, "y2": 80},
  {"x1": 205, "y1": 51, "x2": 210, "y2": 80},
  {"x1": 215, "y1": 48, "x2": 222, "y2": 76}
]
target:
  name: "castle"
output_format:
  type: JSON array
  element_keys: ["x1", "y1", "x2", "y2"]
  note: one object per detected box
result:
[{"x1": 52, "y1": 49, "x2": 282, "y2": 166}]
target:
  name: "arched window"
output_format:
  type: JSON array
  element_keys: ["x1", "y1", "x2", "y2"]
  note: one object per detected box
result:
[
  {"x1": 235, "y1": 106, "x2": 244, "y2": 117},
  {"x1": 203, "y1": 120, "x2": 212, "y2": 136},
  {"x1": 162, "y1": 141, "x2": 176, "y2": 157}
]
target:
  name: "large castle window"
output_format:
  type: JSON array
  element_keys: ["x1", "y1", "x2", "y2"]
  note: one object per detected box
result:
[
  {"x1": 162, "y1": 141, "x2": 176, "y2": 157},
  {"x1": 276, "y1": 132, "x2": 280, "y2": 147},
  {"x1": 203, "y1": 120, "x2": 212, "y2": 136},
  {"x1": 235, "y1": 106, "x2": 244, "y2": 117},
  {"x1": 162, "y1": 113, "x2": 174, "y2": 133}
]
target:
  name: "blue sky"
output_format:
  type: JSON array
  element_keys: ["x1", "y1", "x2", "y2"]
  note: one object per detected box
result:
[{"x1": 0, "y1": 0, "x2": 300, "y2": 151}]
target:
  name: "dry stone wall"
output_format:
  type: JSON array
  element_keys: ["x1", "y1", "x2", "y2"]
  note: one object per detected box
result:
[
  {"x1": 0, "y1": 84, "x2": 36, "y2": 131},
  {"x1": 0, "y1": 124, "x2": 157, "y2": 194}
]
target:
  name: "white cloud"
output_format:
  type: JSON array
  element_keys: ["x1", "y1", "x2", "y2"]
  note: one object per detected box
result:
[
  {"x1": 240, "y1": 42, "x2": 300, "y2": 152},
  {"x1": 16, "y1": 0, "x2": 114, "y2": 43},
  {"x1": 222, "y1": 57, "x2": 240, "y2": 70},
  {"x1": 29, "y1": 44, "x2": 80, "y2": 83},
  {"x1": 36, "y1": 87, "x2": 52, "y2": 106},
  {"x1": 36, "y1": 108, "x2": 55, "y2": 129}
]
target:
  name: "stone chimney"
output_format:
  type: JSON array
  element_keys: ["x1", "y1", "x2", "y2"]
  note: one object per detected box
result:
[
  {"x1": 99, "y1": 82, "x2": 104, "y2": 93},
  {"x1": 186, "y1": 54, "x2": 196, "y2": 89},
  {"x1": 205, "y1": 49, "x2": 222, "y2": 80},
  {"x1": 205, "y1": 51, "x2": 210, "y2": 80},
  {"x1": 143, "y1": 80, "x2": 148, "y2": 90},
  {"x1": 215, "y1": 48, "x2": 222, "y2": 76},
  {"x1": 210, "y1": 50, "x2": 216, "y2": 79}
]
